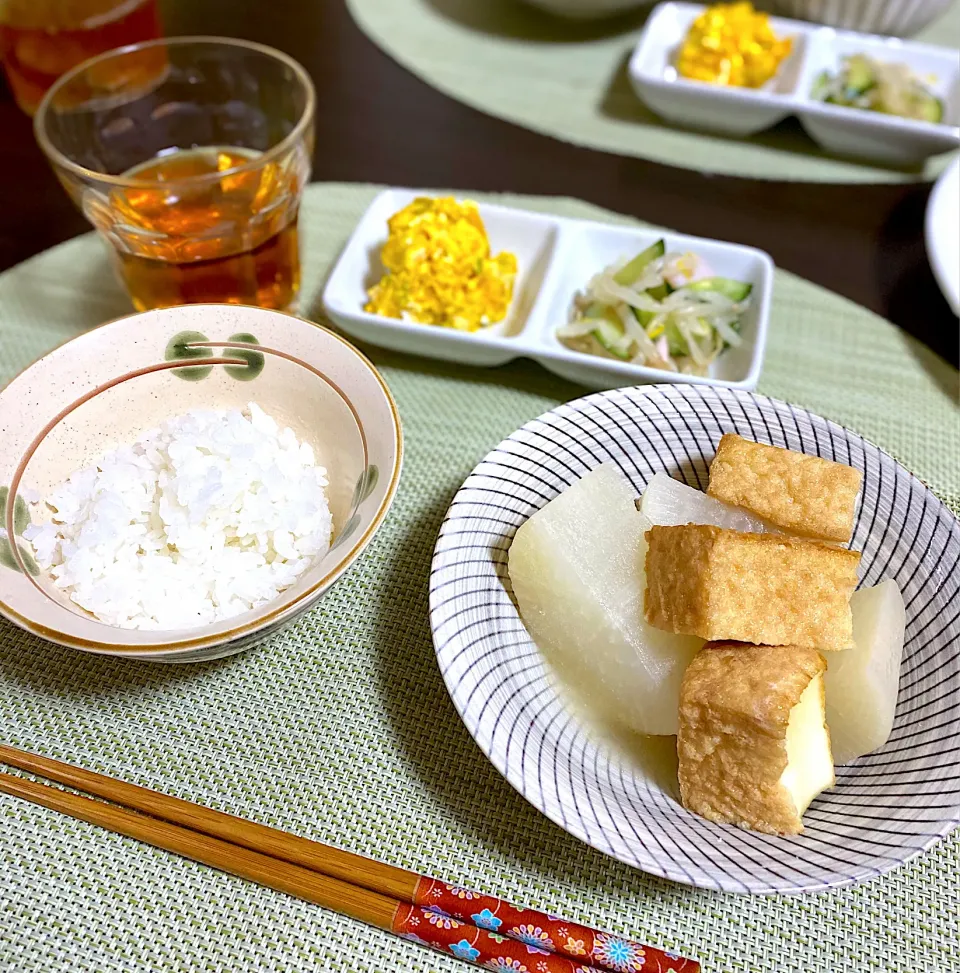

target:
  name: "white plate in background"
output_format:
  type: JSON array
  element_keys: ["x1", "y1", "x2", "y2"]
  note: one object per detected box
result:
[
  {"x1": 322, "y1": 188, "x2": 773, "y2": 392},
  {"x1": 925, "y1": 155, "x2": 960, "y2": 315}
]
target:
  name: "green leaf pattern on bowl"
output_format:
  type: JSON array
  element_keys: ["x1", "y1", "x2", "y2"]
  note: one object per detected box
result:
[
  {"x1": 165, "y1": 331, "x2": 265, "y2": 382},
  {"x1": 334, "y1": 466, "x2": 381, "y2": 550},
  {"x1": 350, "y1": 464, "x2": 380, "y2": 508},
  {"x1": 0, "y1": 485, "x2": 39, "y2": 576},
  {"x1": 330, "y1": 513, "x2": 361, "y2": 551},
  {"x1": 0, "y1": 486, "x2": 30, "y2": 535},
  {"x1": 164, "y1": 330, "x2": 214, "y2": 381},
  {"x1": 223, "y1": 333, "x2": 265, "y2": 381}
]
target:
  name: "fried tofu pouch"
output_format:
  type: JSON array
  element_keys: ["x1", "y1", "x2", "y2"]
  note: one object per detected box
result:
[
  {"x1": 644, "y1": 524, "x2": 859, "y2": 650},
  {"x1": 678, "y1": 642, "x2": 835, "y2": 834},
  {"x1": 707, "y1": 433, "x2": 862, "y2": 543}
]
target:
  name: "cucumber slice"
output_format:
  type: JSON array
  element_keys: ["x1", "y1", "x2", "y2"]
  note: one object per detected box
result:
[
  {"x1": 585, "y1": 303, "x2": 631, "y2": 359},
  {"x1": 664, "y1": 319, "x2": 687, "y2": 357},
  {"x1": 918, "y1": 96, "x2": 944, "y2": 124},
  {"x1": 845, "y1": 56, "x2": 875, "y2": 96},
  {"x1": 594, "y1": 320, "x2": 632, "y2": 359},
  {"x1": 645, "y1": 281, "x2": 673, "y2": 301},
  {"x1": 613, "y1": 240, "x2": 666, "y2": 286},
  {"x1": 812, "y1": 70, "x2": 830, "y2": 100},
  {"x1": 686, "y1": 277, "x2": 753, "y2": 302},
  {"x1": 633, "y1": 308, "x2": 655, "y2": 329},
  {"x1": 717, "y1": 317, "x2": 742, "y2": 350},
  {"x1": 629, "y1": 280, "x2": 674, "y2": 330}
]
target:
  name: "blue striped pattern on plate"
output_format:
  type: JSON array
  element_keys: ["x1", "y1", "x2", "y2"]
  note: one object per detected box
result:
[{"x1": 429, "y1": 384, "x2": 960, "y2": 894}]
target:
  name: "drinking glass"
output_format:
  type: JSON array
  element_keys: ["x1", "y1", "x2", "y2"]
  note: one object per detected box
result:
[
  {"x1": 0, "y1": 0, "x2": 163, "y2": 115},
  {"x1": 34, "y1": 36, "x2": 315, "y2": 312}
]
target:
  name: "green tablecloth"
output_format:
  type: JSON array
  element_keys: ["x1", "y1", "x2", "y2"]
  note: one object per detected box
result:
[
  {"x1": 0, "y1": 183, "x2": 957, "y2": 973},
  {"x1": 347, "y1": 0, "x2": 960, "y2": 183}
]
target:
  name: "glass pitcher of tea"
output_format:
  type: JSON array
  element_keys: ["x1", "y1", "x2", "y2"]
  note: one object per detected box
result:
[{"x1": 0, "y1": 0, "x2": 162, "y2": 115}]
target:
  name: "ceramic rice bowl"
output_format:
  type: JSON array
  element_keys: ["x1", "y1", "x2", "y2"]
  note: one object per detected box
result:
[{"x1": 0, "y1": 304, "x2": 402, "y2": 662}]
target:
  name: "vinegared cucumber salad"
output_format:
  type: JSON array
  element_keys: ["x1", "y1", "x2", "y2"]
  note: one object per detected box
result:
[{"x1": 557, "y1": 239, "x2": 752, "y2": 376}]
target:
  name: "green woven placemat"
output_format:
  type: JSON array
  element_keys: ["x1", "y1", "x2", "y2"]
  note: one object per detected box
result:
[
  {"x1": 347, "y1": 0, "x2": 960, "y2": 183},
  {"x1": 0, "y1": 183, "x2": 957, "y2": 973}
]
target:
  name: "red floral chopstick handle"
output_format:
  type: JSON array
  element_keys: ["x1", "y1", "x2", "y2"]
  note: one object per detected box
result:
[
  {"x1": 393, "y1": 904, "x2": 597, "y2": 972},
  {"x1": 396, "y1": 878, "x2": 699, "y2": 973}
]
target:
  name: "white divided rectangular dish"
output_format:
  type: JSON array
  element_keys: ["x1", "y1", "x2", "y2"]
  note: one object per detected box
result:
[
  {"x1": 629, "y1": 1, "x2": 960, "y2": 165},
  {"x1": 322, "y1": 188, "x2": 774, "y2": 392}
]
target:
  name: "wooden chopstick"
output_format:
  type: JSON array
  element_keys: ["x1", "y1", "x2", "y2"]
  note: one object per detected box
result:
[
  {"x1": 0, "y1": 768, "x2": 603, "y2": 973},
  {"x1": 0, "y1": 764, "x2": 600, "y2": 973},
  {"x1": 0, "y1": 769, "x2": 397, "y2": 925},
  {"x1": 0, "y1": 743, "x2": 416, "y2": 900},
  {"x1": 0, "y1": 746, "x2": 699, "y2": 972}
]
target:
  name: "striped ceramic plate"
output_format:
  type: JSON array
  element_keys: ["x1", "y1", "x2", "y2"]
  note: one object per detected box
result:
[
  {"x1": 770, "y1": 0, "x2": 953, "y2": 36},
  {"x1": 429, "y1": 384, "x2": 960, "y2": 894}
]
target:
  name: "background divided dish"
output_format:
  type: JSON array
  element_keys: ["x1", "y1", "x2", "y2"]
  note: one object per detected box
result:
[
  {"x1": 430, "y1": 385, "x2": 960, "y2": 894},
  {"x1": 630, "y1": 2, "x2": 960, "y2": 164},
  {"x1": 323, "y1": 188, "x2": 773, "y2": 391}
]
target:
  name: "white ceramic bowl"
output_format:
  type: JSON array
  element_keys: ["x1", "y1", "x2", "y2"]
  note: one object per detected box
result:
[
  {"x1": 925, "y1": 155, "x2": 960, "y2": 315},
  {"x1": 771, "y1": 0, "x2": 955, "y2": 37},
  {"x1": 0, "y1": 304, "x2": 403, "y2": 662},
  {"x1": 431, "y1": 384, "x2": 960, "y2": 894},
  {"x1": 520, "y1": 0, "x2": 651, "y2": 18},
  {"x1": 323, "y1": 188, "x2": 773, "y2": 392}
]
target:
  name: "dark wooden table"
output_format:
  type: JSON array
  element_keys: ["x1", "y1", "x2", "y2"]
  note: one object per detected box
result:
[{"x1": 1, "y1": 0, "x2": 957, "y2": 364}]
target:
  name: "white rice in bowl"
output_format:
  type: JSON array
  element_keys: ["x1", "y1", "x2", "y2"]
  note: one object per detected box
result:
[{"x1": 23, "y1": 403, "x2": 333, "y2": 631}]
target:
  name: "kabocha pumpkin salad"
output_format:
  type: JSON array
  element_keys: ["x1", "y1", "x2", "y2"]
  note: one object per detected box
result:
[
  {"x1": 365, "y1": 197, "x2": 517, "y2": 332},
  {"x1": 677, "y1": 2, "x2": 793, "y2": 89}
]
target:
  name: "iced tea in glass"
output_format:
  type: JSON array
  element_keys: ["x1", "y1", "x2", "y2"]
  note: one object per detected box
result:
[
  {"x1": 0, "y1": 0, "x2": 162, "y2": 115},
  {"x1": 34, "y1": 37, "x2": 315, "y2": 312}
]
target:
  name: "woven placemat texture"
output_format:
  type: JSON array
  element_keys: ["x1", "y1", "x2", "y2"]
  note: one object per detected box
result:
[
  {"x1": 346, "y1": 0, "x2": 960, "y2": 184},
  {"x1": 0, "y1": 183, "x2": 957, "y2": 973}
]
